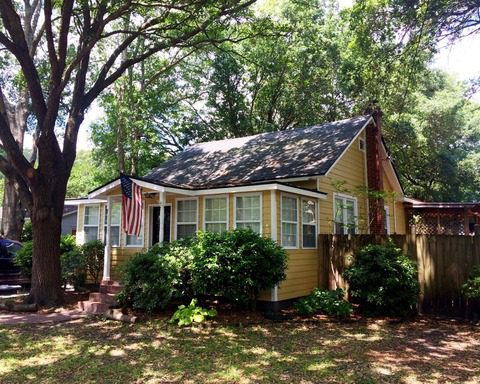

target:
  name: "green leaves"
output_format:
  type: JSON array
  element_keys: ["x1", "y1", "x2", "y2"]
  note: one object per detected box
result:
[
  {"x1": 294, "y1": 288, "x2": 353, "y2": 318},
  {"x1": 169, "y1": 299, "x2": 218, "y2": 327},
  {"x1": 344, "y1": 241, "x2": 419, "y2": 317}
]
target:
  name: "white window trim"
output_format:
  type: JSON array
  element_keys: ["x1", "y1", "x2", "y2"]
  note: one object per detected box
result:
[
  {"x1": 83, "y1": 204, "x2": 100, "y2": 242},
  {"x1": 281, "y1": 193, "x2": 299, "y2": 249},
  {"x1": 147, "y1": 203, "x2": 173, "y2": 247},
  {"x1": 203, "y1": 195, "x2": 229, "y2": 233},
  {"x1": 233, "y1": 193, "x2": 263, "y2": 235},
  {"x1": 333, "y1": 192, "x2": 359, "y2": 235},
  {"x1": 104, "y1": 201, "x2": 121, "y2": 247},
  {"x1": 384, "y1": 206, "x2": 391, "y2": 235},
  {"x1": 301, "y1": 198, "x2": 317, "y2": 249},
  {"x1": 174, "y1": 197, "x2": 199, "y2": 240}
]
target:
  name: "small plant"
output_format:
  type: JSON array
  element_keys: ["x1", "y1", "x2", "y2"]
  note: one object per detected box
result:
[
  {"x1": 82, "y1": 240, "x2": 104, "y2": 284},
  {"x1": 463, "y1": 266, "x2": 480, "y2": 299},
  {"x1": 169, "y1": 299, "x2": 217, "y2": 326},
  {"x1": 343, "y1": 241, "x2": 419, "y2": 316},
  {"x1": 294, "y1": 288, "x2": 352, "y2": 318}
]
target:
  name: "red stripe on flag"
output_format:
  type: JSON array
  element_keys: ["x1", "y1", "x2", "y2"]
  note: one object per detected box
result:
[{"x1": 122, "y1": 179, "x2": 143, "y2": 237}]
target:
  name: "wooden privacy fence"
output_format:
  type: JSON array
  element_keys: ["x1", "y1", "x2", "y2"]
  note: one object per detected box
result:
[{"x1": 318, "y1": 234, "x2": 480, "y2": 318}]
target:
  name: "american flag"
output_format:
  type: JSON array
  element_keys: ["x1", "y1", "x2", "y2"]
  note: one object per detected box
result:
[{"x1": 120, "y1": 174, "x2": 143, "y2": 237}]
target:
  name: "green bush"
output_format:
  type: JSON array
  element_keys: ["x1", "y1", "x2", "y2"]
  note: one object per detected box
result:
[
  {"x1": 20, "y1": 221, "x2": 33, "y2": 242},
  {"x1": 190, "y1": 229, "x2": 288, "y2": 307},
  {"x1": 343, "y1": 242, "x2": 419, "y2": 316},
  {"x1": 169, "y1": 299, "x2": 217, "y2": 326},
  {"x1": 15, "y1": 235, "x2": 86, "y2": 290},
  {"x1": 294, "y1": 288, "x2": 352, "y2": 318},
  {"x1": 82, "y1": 240, "x2": 104, "y2": 284},
  {"x1": 15, "y1": 241, "x2": 33, "y2": 277},
  {"x1": 117, "y1": 240, "x2": 193, "y2": 312},
  {"x1": 463, "y1": 266, "x2": 480, "y2": 299}
]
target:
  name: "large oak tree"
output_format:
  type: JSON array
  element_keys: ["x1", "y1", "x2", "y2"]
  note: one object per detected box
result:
[{"x1": 0, "y1": 0, "x2": 256, "y2": 306}]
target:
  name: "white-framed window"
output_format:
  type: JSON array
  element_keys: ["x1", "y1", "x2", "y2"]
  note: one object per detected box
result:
[
  {"x1": 204, "y1": 196, "x2": 228, "y2": 233},
  {"x1": 104, "y1": 202, "x2": 121, "y2": 246},
  {"x1": 83, "y1": 205, "x2": 100, "y2": 243},
  {"x1": 235, "y1": 194, "x2": 262, "y2": 234},
  {"x1": 176, "y1": 199, "x2": 198, "y2": 239},
  {"x1": 333, "y1": 194, "x2": 357, "y2": 234},
  {"x1": 302, "y1": 199, "x2": 317, "y2": 248},
  {"x1": 281, "y1": 195, "x2": 298, "y2": 248},
  {"x1": 384, "y1": 206, "x2": 391, "y2": 235}
]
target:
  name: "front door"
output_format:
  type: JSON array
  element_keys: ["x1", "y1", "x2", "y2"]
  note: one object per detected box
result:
[{"x1": 150, "y1": 206, "x2": 171, "y2": 246}]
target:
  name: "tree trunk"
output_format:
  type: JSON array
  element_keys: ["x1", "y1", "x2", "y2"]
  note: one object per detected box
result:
[
  {"x1": 1, "y1": 179, "x2": 25, "y2": 240},
  {"x1": 27, "y1": 183, "x2": 66, "y2": 307}
]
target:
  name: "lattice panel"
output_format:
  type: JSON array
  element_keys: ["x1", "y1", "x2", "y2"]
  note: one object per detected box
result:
[{"x1": 410, "y1": 213, "x2": 466, "y2": 235}]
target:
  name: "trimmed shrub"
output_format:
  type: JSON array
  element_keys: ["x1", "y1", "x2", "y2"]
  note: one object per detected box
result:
[
  {"x1": 294, "y1": 288, "x2": 352, "y2": 318},
  {"x1": 343, "y1": 241, "x2": 419, "y2": 316},
  {"x1": 463, "y1": 266, "x2": 480, "y2": 299},
  {"x1": 82, "y1": 240, "x2": 104, "y2": 284},
  {"x1": 117, "y1": 240, "x2": 193, "y2": 312},
  {"x1": 191, "y1": 229, "x2": 288, "y2": 307}
]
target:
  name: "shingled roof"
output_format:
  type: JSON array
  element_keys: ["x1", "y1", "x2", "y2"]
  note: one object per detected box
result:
[{"x1": 144, "y1": 115, "x2": 373, "y2": 189}]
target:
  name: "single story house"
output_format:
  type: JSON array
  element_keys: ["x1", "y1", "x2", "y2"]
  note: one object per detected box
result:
[{"x1": 70, "y1": 108, "x2": 407, "y2": 307}]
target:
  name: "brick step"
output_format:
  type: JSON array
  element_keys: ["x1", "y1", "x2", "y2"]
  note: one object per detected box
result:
[
  {"x1": 78, "y1": 300, "x2": 112, "y2": 315},
  {"x1": 99, "y1": 280, "x2": 123, "y2": 294},
  {"x1": 88, "y1": 292, "x2": 118, "y2": 305}
]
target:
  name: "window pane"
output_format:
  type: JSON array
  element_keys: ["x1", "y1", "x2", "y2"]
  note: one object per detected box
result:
[
  {"x1": 111, "y1": 203, "x2": 121, "y2": 225},
  {"x1": 177, "y1": 200, "x2": 197, "y2": 223},
  {"x1": 84, "y1": 206, "x2": 99, "y2": 226},
  {"x1": 303, "y1": 224, "x2": 316, "y2": 247},
  {"x1": 282, "y1": 196, "x2": 297, "y2": 222},
  {"x1": 126, "y1": 231, "x2": 143, "y2": 246},
  {"x1": 177, "y1": 224, "x2": 197, "y2": 239},
  {"x1": 236, "y1": 196, "x2": 261, "y2": 221},
  {"x1": 84, "y1": 226, "x2": 98, "y2": 242},
  {"x1": 282, "y1": 222, "x2": 297, "y2": 247},
  {"x1": 236, "y1": 222, "x2": 261, "y2": 233},
  {"x1": 205, "y1": 222, "x2": 227, "y2": 233},
  {"x1": 346, "y1": 200, "x2": 355, "y2": 234},
  {"x1": 110, "y1": 226, "x2": 120, "y2": 246},
  {"x1": 302, "y1": 200, "x2": 316, "y2": 225}
]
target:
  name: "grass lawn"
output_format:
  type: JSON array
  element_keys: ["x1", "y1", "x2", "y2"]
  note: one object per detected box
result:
[{"x1": 0, "y1": 315, "x2": 479, "y2": 384}]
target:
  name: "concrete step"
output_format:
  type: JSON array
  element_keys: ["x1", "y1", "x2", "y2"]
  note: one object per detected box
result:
[
  {"x1": 88, "y1": 292, "x2": 118, "y2": 305},
  {"x1": 78, "y1": 300, "x2": 112, "y2": 315}
]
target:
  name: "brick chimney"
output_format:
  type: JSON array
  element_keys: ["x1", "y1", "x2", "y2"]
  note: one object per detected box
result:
[{"x1": 365, "y1": 103, "x2": 385, "y2": 235}]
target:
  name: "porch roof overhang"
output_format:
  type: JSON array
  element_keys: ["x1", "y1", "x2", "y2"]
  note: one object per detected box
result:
[
  {"x1": 65, "y1": 197, "x2": 106, "y2": 205},
  {"x1": 88, "y1": 175, "x2": 327, "y2": 200}
]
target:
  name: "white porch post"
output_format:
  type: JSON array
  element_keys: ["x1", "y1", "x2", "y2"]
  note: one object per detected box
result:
[
  {"x1": 103, "y1": 195, "x2": 112, "y2": 281},
  {"x1": 270, "y1": 190, "x2": 278, "y2": 302},
  {"x1": 159, "y1": 191, "x2": 165, "y2": 244}
]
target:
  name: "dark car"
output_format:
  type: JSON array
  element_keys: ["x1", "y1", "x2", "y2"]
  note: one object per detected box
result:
[{"x1": 0, "y1": 239, "x2": 27, "y2": 286}]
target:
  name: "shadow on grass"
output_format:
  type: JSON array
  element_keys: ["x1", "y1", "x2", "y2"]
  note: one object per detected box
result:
[{"x1": 0, "y1": 316, "x2": 479, "y2": 383}]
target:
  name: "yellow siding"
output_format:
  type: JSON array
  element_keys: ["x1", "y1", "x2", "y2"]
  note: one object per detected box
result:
[
  {"x1": 277, "y1": 249, "x2": 319, "y2": 301},
  {"x1": 315, "y1": 131, "x2": 369, "y2": 234}
]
